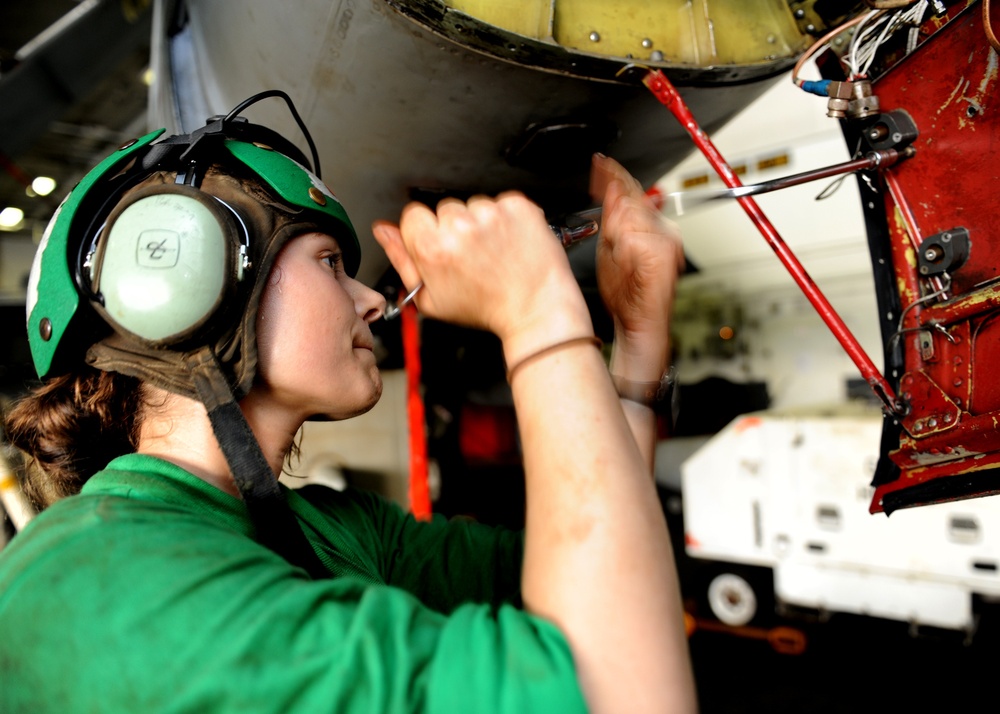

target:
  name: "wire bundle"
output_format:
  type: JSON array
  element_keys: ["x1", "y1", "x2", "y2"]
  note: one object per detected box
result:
[
  {"x1": 791, "y1": 0, "x2": 931, "y2": 94},
  {"x1": 847, "y1": 1, "x2": 930, "y2": 79}
]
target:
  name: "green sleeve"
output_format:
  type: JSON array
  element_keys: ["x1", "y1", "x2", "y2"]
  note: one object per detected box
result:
[
  {"x1": 0, "y1": 497, "x2": 585, "y2": 714},
  {"x1": 298, "y1": 485, "x2": 525, "y2": 612}
]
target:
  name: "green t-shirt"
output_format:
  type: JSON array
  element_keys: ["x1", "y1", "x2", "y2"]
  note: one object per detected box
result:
[{"x1": 0, "y1": 453, "x2": 586, "y2": 713}]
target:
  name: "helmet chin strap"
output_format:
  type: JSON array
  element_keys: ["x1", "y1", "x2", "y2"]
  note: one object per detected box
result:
[{"x1": 184, "y1": 347, "x2": 328, "y2": 579}]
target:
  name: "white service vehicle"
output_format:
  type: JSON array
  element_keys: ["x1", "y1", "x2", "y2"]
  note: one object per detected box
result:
[{"x1": 681, "y1": 406, "x2": 1000, "y2": 638}]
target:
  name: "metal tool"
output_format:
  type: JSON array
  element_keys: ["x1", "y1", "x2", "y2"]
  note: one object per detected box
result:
[
  {"x1": 383, "y1": 281, "x2": 423, "y2": 320},
  {"x1": 664, "y1": 148, "x2": 911, "y2": 215},
  {"x1": 551, "y1": 212, "x2": 601, "y2": 248},
  {"x1": 382, "y1": 212, "x2": 601, "y2": 320},
  {"x1": 382, "y1": 148, "x2": 908, "y2": 319}
]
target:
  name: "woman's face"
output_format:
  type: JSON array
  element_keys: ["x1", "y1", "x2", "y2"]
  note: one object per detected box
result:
[{"x1": 253, "y1": 232, "x2": 385, "y2": 422}]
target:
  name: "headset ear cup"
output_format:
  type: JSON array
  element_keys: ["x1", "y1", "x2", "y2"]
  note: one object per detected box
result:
[{"x1": 90, "y1": 184, "x2": 243, "y2": 346}]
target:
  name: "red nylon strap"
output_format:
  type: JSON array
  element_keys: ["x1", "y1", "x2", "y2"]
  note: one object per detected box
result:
[{"x1": 401, "y1": 301, "x2": 432, "y2": 520}]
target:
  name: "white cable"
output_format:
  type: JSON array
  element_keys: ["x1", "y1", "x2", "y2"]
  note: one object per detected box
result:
[
  {"x1": 848, "y1": 10, "x2": 884, "y2": 77},
  {"x1": 851, "y1": 1, "x2": 929, "y2": 78}
]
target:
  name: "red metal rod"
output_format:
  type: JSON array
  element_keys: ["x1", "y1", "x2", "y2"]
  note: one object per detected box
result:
[{"x1": 641, "y1": 68, "x2": 901, "y2": 413}]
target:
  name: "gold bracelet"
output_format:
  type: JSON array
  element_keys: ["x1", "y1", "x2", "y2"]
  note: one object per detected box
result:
[{"x1": 506, "y1": 336, "x2": 603, "y2": 384}]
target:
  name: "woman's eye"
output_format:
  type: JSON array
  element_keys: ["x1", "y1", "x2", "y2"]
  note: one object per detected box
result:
[{"x1": 323, "y1": 254, "x2": 344, "y2": 271}]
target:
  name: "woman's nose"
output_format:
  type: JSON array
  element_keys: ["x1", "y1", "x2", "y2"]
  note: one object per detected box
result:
[{"x1": 353, "y1": 279, "x2": 386, "y2": 323}]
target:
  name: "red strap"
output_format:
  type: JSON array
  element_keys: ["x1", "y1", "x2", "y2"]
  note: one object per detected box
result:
[{"x1": 401, "y1": 300, "x2": 432, "y2": 520}]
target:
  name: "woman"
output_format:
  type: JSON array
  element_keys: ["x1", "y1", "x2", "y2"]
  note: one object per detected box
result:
[{"x1": 0, "y1": 93, "x2": 695, "y2": 712}]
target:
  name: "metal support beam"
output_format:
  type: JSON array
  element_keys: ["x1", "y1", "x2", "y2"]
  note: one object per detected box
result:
[{"x1": 0, "y1": 0, "x2": 152, "y2": 159}]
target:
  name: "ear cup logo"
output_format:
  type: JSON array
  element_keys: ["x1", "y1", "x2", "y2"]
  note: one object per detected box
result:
[
  {"x1": 137, "y1": 229, "x2": 180, "y2": 267},
  {"x1": 89, "y1": 185, "x2": 243, "y2": 345}
]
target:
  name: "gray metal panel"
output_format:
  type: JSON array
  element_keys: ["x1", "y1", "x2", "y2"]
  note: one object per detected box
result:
[{"x1": 155, "y1": 0, "x2": 789, "y2": 286}]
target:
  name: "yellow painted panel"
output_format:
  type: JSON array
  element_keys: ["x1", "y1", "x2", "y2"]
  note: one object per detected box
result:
[
  {"x1": 448, "y1": 0, "x2": 553, "y2": 39},
  {"x1": 445, "y1": 0, "x2": 809, "y2": 66}
]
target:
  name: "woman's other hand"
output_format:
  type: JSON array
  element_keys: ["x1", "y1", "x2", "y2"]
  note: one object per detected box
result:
[{"x1": 592, "y1": 153, "x2": 683, "y2": 380}]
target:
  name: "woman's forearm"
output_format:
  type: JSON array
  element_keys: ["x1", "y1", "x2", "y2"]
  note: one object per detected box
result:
[{"x1": 509, "y1": 329, "x2": 696, "y2": 714}]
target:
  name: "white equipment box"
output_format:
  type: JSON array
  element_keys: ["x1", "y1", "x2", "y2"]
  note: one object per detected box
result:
[{"x1": 681, "y1": 406, "x2": 1000, "y2": 633}]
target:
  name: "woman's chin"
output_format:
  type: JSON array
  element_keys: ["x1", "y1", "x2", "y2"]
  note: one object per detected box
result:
[{"x1": 309, "y1": 377, "x2": 383, "y2": 422}]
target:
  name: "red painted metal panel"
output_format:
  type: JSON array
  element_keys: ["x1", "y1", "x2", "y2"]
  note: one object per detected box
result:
[{"x1": 866, "y1": 2, "x2": 1000, "y2": 511}]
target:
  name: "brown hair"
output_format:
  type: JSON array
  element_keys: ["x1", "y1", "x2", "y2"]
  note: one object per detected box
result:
[{"x1": 3, "y1": 366, "x2": 145, "y2": 509}]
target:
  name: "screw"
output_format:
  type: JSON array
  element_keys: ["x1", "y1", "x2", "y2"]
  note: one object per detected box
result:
[
  {"x1": 589, "y1": 31, "x2": 600, "y2": 42},
  {"x1": 308, "y1": 187, "x2": 327, "y2": 206}
]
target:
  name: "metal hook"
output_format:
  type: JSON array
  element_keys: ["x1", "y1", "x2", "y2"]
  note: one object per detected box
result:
[{"x1": 383, "y1": 282, "x2": 423, "y2": 321}]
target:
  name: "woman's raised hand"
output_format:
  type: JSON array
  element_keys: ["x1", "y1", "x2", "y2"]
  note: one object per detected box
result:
[{"x1": 373, "y1": 192, "x2": 593, "y2": 360}]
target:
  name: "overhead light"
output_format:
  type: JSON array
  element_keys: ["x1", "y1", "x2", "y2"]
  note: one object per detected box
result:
[
  {"x1": 0, "y1": 206, "x2": 25, "y2": 230},
  {"x1": 31, "y1": 176, "x2": 56, "y2": 197}
]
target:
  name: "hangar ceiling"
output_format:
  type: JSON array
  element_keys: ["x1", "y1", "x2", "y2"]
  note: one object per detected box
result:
[{"x1": 0, "y1": 0, "x2": 152, "y2": 302}]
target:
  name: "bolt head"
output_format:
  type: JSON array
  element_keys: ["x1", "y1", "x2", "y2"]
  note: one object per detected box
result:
[{"x1": 308, "y1": 187, "x2": 327, "y2": 206}]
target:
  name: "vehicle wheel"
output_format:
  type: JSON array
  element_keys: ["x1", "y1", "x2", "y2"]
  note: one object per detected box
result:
[{"x1": 707, "y1": 572, "x2": 758, "y2": 627}]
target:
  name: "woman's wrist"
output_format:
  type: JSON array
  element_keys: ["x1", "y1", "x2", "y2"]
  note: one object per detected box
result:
[
  {"x1": 609, "y1": 328, "x2": 671, "y2": 385},
  {"x1": 610, "y1": 366, "x2": 677, "y2": 407},
  {"x1": 502, "y1": 318, "x2": 596, "y2": 381},
  {"x1": 498, "y1": 275, "x2": 594, "y2": 373},
  {"x1": 507, "y1": 336, "x2": 603, "y2": 385}
]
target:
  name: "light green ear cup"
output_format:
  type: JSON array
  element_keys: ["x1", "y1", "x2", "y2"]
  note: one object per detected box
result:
[
  {"x1": 27, "y1": 129, "x2": 165, "y2": 378},
  {"x1": 90, "y1": 185, "x2": 239, "y2": 344}
]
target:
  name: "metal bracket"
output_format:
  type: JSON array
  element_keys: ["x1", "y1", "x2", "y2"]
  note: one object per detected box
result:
[{"x1": 918, "y1": 227, "x2": 970, "y2": 276}]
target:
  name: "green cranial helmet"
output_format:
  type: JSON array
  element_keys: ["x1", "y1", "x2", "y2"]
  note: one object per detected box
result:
[
  {"x1": 25, "y1": 90, "x2": 361, "y2": 578},
  {"x1": 27, "y1": 90, "x2": 360, "y2": 388}
]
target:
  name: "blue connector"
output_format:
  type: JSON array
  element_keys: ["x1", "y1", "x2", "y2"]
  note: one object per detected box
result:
[{"x1": 797, "y1": 79, "x2": 832, "y2": 97}]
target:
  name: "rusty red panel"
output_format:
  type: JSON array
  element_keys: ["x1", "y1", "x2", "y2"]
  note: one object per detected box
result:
[
  {"x1": 870, "y1": 2, "x2": 1000, "y2": 512},
  {"x1": 877, "y1": 6, "x2": 1000, "y2": 296}
]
